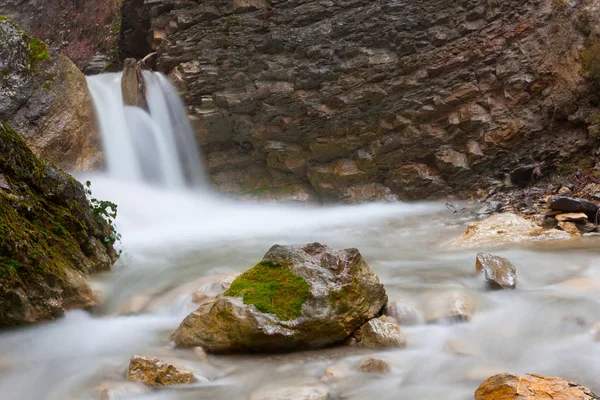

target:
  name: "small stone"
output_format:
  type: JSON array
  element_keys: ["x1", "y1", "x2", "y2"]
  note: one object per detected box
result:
[
  {"x1": 475, "y1": 253, "x2": 517, "y2": 289},
  {"x1": 351, "y1": 315, "x2": 406, "y2": 348},
  {"x1": 96, "y1": 382, "x2": 148, "y2": 400},
  {"x1": 557, "y1": 186, "x2": 572, "y2": 195},
  {"x1": 558, "y1": 221, "x2": 579, "y2": 234},
  {"x1": 323, "y1": 364, "x2": 346, "y2": 381},
  {"x1": 191, "y1": 292, "x2": 209, "y2": 303},
  {"x1": 474, "y1": 373, "x2": 598, "y2": 400},
  {"x1": 424, "y1": 290, "x2": 475, "y2": 324},
  {"x1": 578, "y1": 221, "x2": 597, "y2": 233},
  {"x1": 127, "y1": 355, "x2": 196, "y2": 387},
  {"x1": 358, "y1": 357, "x2": 390, "y2": 374},
  {"x1": 555, "y1": 212, "x2": 588, "y2": 222},
  {"x1": 477, "y1": 201, "x2": 502, "y2": 215}
]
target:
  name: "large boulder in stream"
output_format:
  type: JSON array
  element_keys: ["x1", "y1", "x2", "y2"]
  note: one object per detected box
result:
[
  {"x1": 0, "y1": 16, "x2": 102, "y2": 171},
  {"x1": 171, "y1": 243, "x2": 387, "y2": 353},
  {"x1": 475, "y1": 373, "x2": 598, "y2": 400},
  {"x1": 0, "y1": 121, "x2": 117, "y2": 326}
]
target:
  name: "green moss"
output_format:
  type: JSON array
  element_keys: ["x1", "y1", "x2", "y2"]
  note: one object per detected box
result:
[
  {"x1": 224, "y1": 261, "x2": 310, "y2": 321},
  {"x1": 0, "y1": 15, "x2": 50, "y2": 71}
]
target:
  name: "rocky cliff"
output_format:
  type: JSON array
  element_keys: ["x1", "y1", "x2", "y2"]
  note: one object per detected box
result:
[
  {"x1": 121, "y1": 0, "x2": 600, "y2": 202},
  {"x1": 0, "y1": 16, "x2": 102, "y2": 171},
  {"x1": 0, "y1": 121, "x2": 117, "y2": 326}
]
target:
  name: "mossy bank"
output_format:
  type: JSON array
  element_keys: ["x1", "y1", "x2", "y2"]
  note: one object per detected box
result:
[{"x1": 0, "y1": 121, "x2": 117, "y2": 326}]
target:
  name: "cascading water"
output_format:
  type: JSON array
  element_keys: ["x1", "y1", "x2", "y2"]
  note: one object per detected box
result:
[{"x1": 87, "y1": 71, "x2": 206, "y2": 188}]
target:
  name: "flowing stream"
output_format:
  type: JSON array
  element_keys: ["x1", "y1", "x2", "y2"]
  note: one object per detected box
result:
[{"x1": 1, "y1": 72, "x2": 600, "y2": 400}]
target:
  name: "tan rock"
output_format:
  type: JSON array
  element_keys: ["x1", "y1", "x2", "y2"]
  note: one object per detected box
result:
[
  {"x1": 323, "y1": 363, "x2": 346, "y2": 381},
  {"x1": 127, "y1": 355, "x2": 196, "y2": 387},
  {"x1": 557, "y1": 186, "x2": 572, "y2": 195},
  {"x1": 474, "y1": 373, "x2": 598, "y2": 400},
  {"x1": 352, "y1": 316, "x2": 406, "y2": 348},
  {"x1": 383, "y1": 301, "x2": 420, "y2": 325},
  {"x1": 424, "y1": 290, "x2": 474, "y2": 323},
  {"x1": 558, "y1": 221, "x2": 579, "y2": 234},
  {"x1": 475, "y1": 253, "x2": 517, "y2": 289},
  {"x1": 555, "y1": 212, "x2": 588, "y2": 222},
  {"x1": 449, "y1": 213, "x2": 570, "y2": 249},
  {"x1": 358, "y1": 357, "x2": 390, "y2": 374}
]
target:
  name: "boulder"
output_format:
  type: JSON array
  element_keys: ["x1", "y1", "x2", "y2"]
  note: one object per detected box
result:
[
  {"x1": 0, "y1": 17, "x2": 102, "y2": 171},
  {"x1": 351, "y1": 315, "x2": 406, "y2": 348},
  {"x1": 358, "y1": 357, "x2": 390, "y2": 374},
  {"x1": 449, "y1": 213, "x2": 570, "y2": 249},
  {"x1": 424, "y1": 290, "x2": 474, "y2": 324},
  {"x1": 549, "y1": 196, "x2": 599, "y2": 220},
  {"x1": 0, "y1": 122, "x2": 117, "y2": 326},
  {"x1": 475, "y1": 253, "x2": 517, "y2": 289},
  {"x1": 171, "y1": 243, "x2": 387, "y2": 353},
  {"x1": 127, "y1": 355, "x2": 196, "y2": 387},
  {"x1": 474, "y1": 373, "x2": 598, "y2": 400}
]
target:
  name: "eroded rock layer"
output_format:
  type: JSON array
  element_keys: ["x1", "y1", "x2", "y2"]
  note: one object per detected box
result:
[{"x1": 122, "y1": 0, "x2": 600, "y2": 202}]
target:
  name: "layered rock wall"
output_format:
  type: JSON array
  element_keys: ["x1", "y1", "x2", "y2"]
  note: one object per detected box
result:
[{"x1": 125, "y1": 0, "x2": 600, "y2": 202}]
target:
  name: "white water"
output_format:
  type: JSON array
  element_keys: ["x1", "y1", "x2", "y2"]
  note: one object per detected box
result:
[
  {"x1": 87, "y1": 72, "x2": 205, "y2": 188},
  {"x1": 1, "y1": 72, "x2": 600, "y2": 400}
]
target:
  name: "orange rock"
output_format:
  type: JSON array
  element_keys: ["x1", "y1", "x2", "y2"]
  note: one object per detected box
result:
[{"x1": 474, "y1": 373, "x2": 598, "y2": 400}]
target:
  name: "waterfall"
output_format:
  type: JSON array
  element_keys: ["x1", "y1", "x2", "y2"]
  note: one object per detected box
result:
[{"x1": 86, "y1": 72, "x2": 206, "y2": 188}]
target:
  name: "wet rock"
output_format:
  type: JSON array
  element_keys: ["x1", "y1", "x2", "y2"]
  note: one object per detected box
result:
[
  {"x1": 449, "y1": 213, "x2": 570, "y2": 249},
  {"x1": 558, "y1": 221, "x2": 579, "y2": 234},
  {"x1": 0, "y1": 122, "x2": 117, "y2": 326},
  {"x1": 127, "y1": 355, "x2": 196, "y2": 387},
  {"x1": 351, "y1": 316, "x2": 406, "y2": 348},
  {"x1": 250, "y1": 384, "x2": 330, "y2": 400},
  {"x1": 475, "y1": 253, "x2": 517, "y2": 289},
  {"x1": 193, "y1": 347, "x2": 208, "y2": 362},
  {"x1": 171, "y1": 243, "x2": 387, "y2": 353},
  {"x1": 549, "y1": 196, "x2": 599, "y2": 220},
  {"x1": 323, "y1": 363, "x2": 347, "y2": 381},
  {"x1": 1, "y1": 17, "x2": 102, "y2": 171},
  {"x1": 474, "y1": 373, "x2": 598, "y2": 400},
  {"x1": 424, "y1": 290, "x2": 474, "y2": 324},
  {"x1": 578, "y1": 221, "x2": 597, "y2": 233},
  {"x1": 95, "y1": 382, "x2": 149, "y2": 400},
  {"x1": 555, "y1": 212, "x2": 589, "y2": 222},
  {"x1": 477, "y1": 201, "x2": 502, "y2": 215},
  {"x1": 358, "y1": 357, "x2": 390, "y2": 374}
]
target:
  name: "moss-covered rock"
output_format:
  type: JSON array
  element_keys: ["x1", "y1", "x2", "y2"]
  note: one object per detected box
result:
[
  {"x1": 0, "y1": 16, "x2": 102, "y2": 171},
  {"x1": 0, "y1": 121, "x2": 117, "y2": 326},
  {"x1": 171, "y1": 243, "x2": 387, "y2": 353}
]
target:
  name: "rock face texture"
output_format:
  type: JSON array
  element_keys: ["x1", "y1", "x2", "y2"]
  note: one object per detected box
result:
[
  {"x1": 171, "y1": 242, "x2": 387, "y2": 353},
  {"x1": 475, "y1": 253, "x2": 517, "y2": 289},
  {"x1": 0, "y1": 17, "x2": 102, "y2": 171},
  {"x1": 127, "y1": 355, "x2": 196, "y2": 387},
  {"x1": 351, "y1": 315, "x2": 406, "y2": 348},
  {"x1": 121, "y1": 0, "x2": 600, "y2": 201},
  {"x1": 475, "y1": 373, "x2": 598, "y2": 400},
  {"x1": 0, "y1": 121, "x2": 117, "y2": 326}
]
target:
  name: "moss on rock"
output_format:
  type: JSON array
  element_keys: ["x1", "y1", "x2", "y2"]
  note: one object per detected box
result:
[
  {"x1": 225, "y1": 261, "x2": 310, "y2": 321},
  {"x1": 0, "y1": 121, "x2": 117, "y2": 326}
]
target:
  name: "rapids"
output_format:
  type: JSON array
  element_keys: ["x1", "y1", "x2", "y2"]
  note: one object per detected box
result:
[{"x1": 1, "y1": 72, "x2": 599, "y2": 400}]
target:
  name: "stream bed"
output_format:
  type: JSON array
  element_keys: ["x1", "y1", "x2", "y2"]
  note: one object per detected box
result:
[{"x1": 1, "y1": 176, "x2": 600, "y2": 400}]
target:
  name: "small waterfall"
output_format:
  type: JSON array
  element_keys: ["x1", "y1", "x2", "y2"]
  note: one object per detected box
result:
[{"x1": 86, "y1": 72, "x2": 206, "y2": 188}]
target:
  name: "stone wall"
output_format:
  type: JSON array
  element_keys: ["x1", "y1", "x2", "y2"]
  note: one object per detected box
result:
[{"x1": 122, "y1": 0, "x2": 600, "y2": 202}]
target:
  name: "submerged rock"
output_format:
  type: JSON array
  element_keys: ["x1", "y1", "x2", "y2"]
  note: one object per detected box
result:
[
  {"x1": 358, "y1": 357, "x2": 390, "y2": 374},
  {"x1": 171, "y1": 243, "x2": 387, "y2": 353},
  {"x1": 449, "y1": 213, "x2": 570, "y2": 248},
  {"x1": 351, "y1": 315, "x2": 406, "y2": 348},
  {"x1": 0, "y1": 122, "x2": 117, "y2": 326},
  {"x1": 424, "y1": 290, "x2": 474, "y2": 324},
  {"x1": 475, "y1": 373, "x2": 598, "y2": 400},
  {"x1": 475, "y1": 253, "x2": 517, "y2": 289},
  {"x1": 0, "y1": 17, "x2": 102, "y2": 171},
  {"x1": 127, "y1": 355, "x2": 196, "y2": 387}
]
